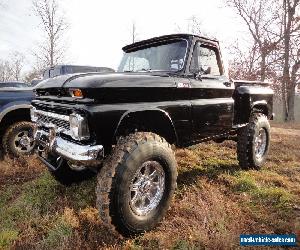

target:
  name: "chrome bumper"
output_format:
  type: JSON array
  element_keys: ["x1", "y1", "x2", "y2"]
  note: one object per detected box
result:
[{"x1": 35, "y1": 128, "x2": 104, "y2": 166}]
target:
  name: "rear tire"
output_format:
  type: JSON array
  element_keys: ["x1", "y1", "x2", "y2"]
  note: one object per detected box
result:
[
  {"x1": 2, "y1": 121, "x2": 35, "y2": 158},
  {"x1": 96, "y1": 132, "x2": 177, "y2": 236},
  {"x1": 237, "y1": 113, "x2": 270, "y2": 170}
]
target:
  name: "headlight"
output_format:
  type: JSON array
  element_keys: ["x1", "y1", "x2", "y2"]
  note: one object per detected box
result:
[
  {"x1": 30, "y1": 107, "x2": 38, "y2": 122},
  {"x1": 69, "y1": 113, "x2": 90, "y2": 141}
]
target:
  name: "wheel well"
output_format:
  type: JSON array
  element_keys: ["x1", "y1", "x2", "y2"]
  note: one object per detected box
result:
[
  {"x1": 115, "y1": 111, "x2": 177, "y2": 145},
  {"x1": 0, "y1": 109, "x2": 31, "y2": 136}
]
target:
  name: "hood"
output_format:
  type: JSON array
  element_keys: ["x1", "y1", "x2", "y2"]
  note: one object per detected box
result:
[{"x1": 35, "y1": 72, "x2": 175, "y2": 90}]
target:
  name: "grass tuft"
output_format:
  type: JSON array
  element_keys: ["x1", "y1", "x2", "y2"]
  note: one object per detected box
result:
[
  {"x1": 233, "y1": 174, "x2": 258, "y2": 192},
  {"x1": 0, "y1": 229, "x2": 18, "y2": 248},
  {"x1": 40, "y1": 216, "x2": 73, "y2": 249},
  {"x1": 252, "y1": 187, "x2": 293, "y2": 209}
]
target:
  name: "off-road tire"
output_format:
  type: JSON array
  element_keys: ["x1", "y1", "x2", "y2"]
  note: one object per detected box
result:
[
  {"x1": 237, "y1": 113, "x2": 270, "y2": 170},
  {"x1": 96, "y1": 132, "x2": 177, "y2": 236},
  {"x1": 2, "y1": 121, "x2": 35, "y2": 158},
  {"x1": 48, "y1": 159, "x2": 96, "y2": 186}
]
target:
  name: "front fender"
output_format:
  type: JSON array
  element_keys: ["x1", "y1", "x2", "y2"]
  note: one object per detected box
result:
[{"x1": 114, "y1": 108, "x2": 178, "y2": 144}]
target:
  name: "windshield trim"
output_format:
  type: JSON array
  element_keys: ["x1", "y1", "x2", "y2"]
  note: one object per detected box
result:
[{"x1": 118, "y1": 38, "x2": 189, "y2": 73}]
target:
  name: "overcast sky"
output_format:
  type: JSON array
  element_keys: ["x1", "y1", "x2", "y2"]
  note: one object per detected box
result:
[{"x1": 0, "y1": 0, "x2": 250, "y2": 74}]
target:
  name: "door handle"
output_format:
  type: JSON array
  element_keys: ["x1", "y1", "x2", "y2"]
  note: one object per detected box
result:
[{"x1": 223, "y1": 81, "x2": 231, "y2": 87}]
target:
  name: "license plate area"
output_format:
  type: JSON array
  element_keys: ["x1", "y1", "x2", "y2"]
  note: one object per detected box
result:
[{"x1": 35, "y1": 127, "x2": 56, "y2": 151}]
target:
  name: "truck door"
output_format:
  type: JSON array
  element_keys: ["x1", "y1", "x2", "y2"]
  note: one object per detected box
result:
[{"x1": 189, "y1": 41, "x2": 234, "y2": 140}]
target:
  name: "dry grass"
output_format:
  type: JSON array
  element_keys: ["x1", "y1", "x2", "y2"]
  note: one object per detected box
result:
[
  {"x1": 271, "y1": 121, "x2": 300, "y2": 130},
  {"x1": 0, "y1": 123, "x2": 300, "y2": 249}
]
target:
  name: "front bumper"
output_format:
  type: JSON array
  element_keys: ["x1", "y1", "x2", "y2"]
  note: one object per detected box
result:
[{"x1": 35, "y1": 128, "x2": 104, "y2": 166}]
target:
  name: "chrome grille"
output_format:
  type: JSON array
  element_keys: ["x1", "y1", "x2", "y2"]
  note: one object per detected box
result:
[
  {"x1": 37, "y1": 114, "x2": 70, "y2": 130},
  {"x1": 34, "y1": 109, "x2": 70, "y2": 133}
]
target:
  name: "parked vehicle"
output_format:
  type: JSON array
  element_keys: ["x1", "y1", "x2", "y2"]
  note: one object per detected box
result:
[
  {"x1": 0, "y1": 81, "x2": 31, "y2": 88},
  {"x1": 0, "y1": 86, "x2": 35, "y2": 157},
  {"x1": 42, "y1": 65, "x2": 115, "y2": 79},
  {"x1": 0, "y1": 65, "x2": 114, "y2": 158},
  {"x1": 31, "y1": 34, "x2": 274, "y2": 235}
]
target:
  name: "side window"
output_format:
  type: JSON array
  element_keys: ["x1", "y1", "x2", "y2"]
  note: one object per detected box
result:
[{"x1": 190, "y1": 42, "x2": 221, "y2": 76}]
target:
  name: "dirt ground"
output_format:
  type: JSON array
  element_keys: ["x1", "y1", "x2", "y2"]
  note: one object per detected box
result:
[{"x1": 0, "y1": 122, "x2": 299, "y2": 249}]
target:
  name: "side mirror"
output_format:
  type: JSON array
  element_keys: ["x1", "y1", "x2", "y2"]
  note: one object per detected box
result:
[{"x1": 195, "y1": 66, "x2": 211, "y2": 80}]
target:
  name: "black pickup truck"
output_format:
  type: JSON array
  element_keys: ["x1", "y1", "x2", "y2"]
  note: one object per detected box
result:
[{"x1": 31, "y1": 34, "x2": 274, "y2": 235}]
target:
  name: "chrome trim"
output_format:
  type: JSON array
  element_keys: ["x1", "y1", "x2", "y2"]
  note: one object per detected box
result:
[
  {"x1": 254, "y1": 128, "x2": 267, "y2": 159},
  {"x1": 129, "y1": 161, "x2": 165, "y2": 216},
  {"x1": 232, "y1": 123, "x2": 248, "y2": 129},
  {"x1": 54, "y1": 137, "x2": 103, "y2": 163},
  {"x1": 32, "y1": 108, "x2": 72, "y2": 136},
  {"x1": 35, "y1": 128, "x2": 103, "y2": 165},
  {"x1": 34, "y1": 109, "x2": 69, "y2": 121}
]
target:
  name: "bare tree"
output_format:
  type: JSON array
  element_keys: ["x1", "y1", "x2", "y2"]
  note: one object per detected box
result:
[
  {"x1": 33, "y1": 0, "x2": 68, "y2": 68},
  {"x1": 0, "y1": 60, "x2": 12, "y2": 82},
  {"x1": 186, "y1": 16, "x2": 204, "y2": 35},
  {"x1": 175, "y1": 15, "x2": 205, "y2": 36},
  {"x1": 226, "y1": 0, "x2": 300, "y2": 121},
  {"x1": 10, "y1": 52, "x2": 24, "y2": 81},
  {"x1": 228, "y1": 40, "x2": 261, "y2": 80},
  {"x1": 128, "y1": 22, "x2": 139, "y2": 70},
  {"x1": 24, "y1": 67, "x2": 44, "y2": 83},
  {"x1": 0, "y1": 52, "x2": 25, "y2": 82},
  {"x1": 226, "y1": 0, "x2": 283, "y2": 81},
  {"x1": 281, "y1": 0, "x2": 300, "y2": 121},
  {"x1": 131, "y1": 22, "x2": 138, "y2": 43}
]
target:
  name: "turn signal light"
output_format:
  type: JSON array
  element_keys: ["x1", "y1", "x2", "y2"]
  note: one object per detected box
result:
[{"x1": 70, "y1": 89, "x2": 83, "y2": 98}]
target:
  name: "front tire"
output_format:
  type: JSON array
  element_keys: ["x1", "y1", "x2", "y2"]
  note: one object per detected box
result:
[
  {"x1": 96, "y1": 132, "x2": 177, "y2": 236},
  {"x1": 237, "y1": 113, "x2": 270, "y2": 170},
  {"x1": 2, "y1": 121, "x2": 35, "y2": 158}
]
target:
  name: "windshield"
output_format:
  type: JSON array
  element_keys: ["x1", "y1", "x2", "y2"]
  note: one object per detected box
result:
[{"x1": 118, "y1": 40, "x2": 188, "y2": 72}]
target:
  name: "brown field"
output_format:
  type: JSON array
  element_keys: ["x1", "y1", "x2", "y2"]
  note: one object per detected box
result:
[{"x1": 0, "y1": 123, "x2": 299, "y2": 249}]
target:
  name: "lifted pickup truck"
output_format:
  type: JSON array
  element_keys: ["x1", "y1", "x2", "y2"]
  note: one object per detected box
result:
[{"x1": 31, "y1": 34, "x2": 274, "y2": 235}]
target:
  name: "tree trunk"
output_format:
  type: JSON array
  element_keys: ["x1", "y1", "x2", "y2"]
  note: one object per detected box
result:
[
  {"x1": 260, "y1": 52, "x2": 266, "y2": 81},
  {"x1": 286, "y1": 86, "x2": 295, "y2": 121},
  {"x1": 282, "y1": 0, "x2": 293, "y2": 122}
]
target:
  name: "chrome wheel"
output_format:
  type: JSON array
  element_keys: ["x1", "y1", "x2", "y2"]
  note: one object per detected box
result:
[
  {"x1": 129, "y1": 161, "x2": 165, "y2": 216},
  {"x1": 13, "y1": 130, "x2": 35, "y2": 153},
  {"x1": 254, "y1": 128, "x2": 267, "y2": 159}
]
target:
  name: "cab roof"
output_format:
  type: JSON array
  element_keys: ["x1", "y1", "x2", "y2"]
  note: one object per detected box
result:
[{"x1": 122, "y1": 33, "x2": 219, "y2": 52}]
